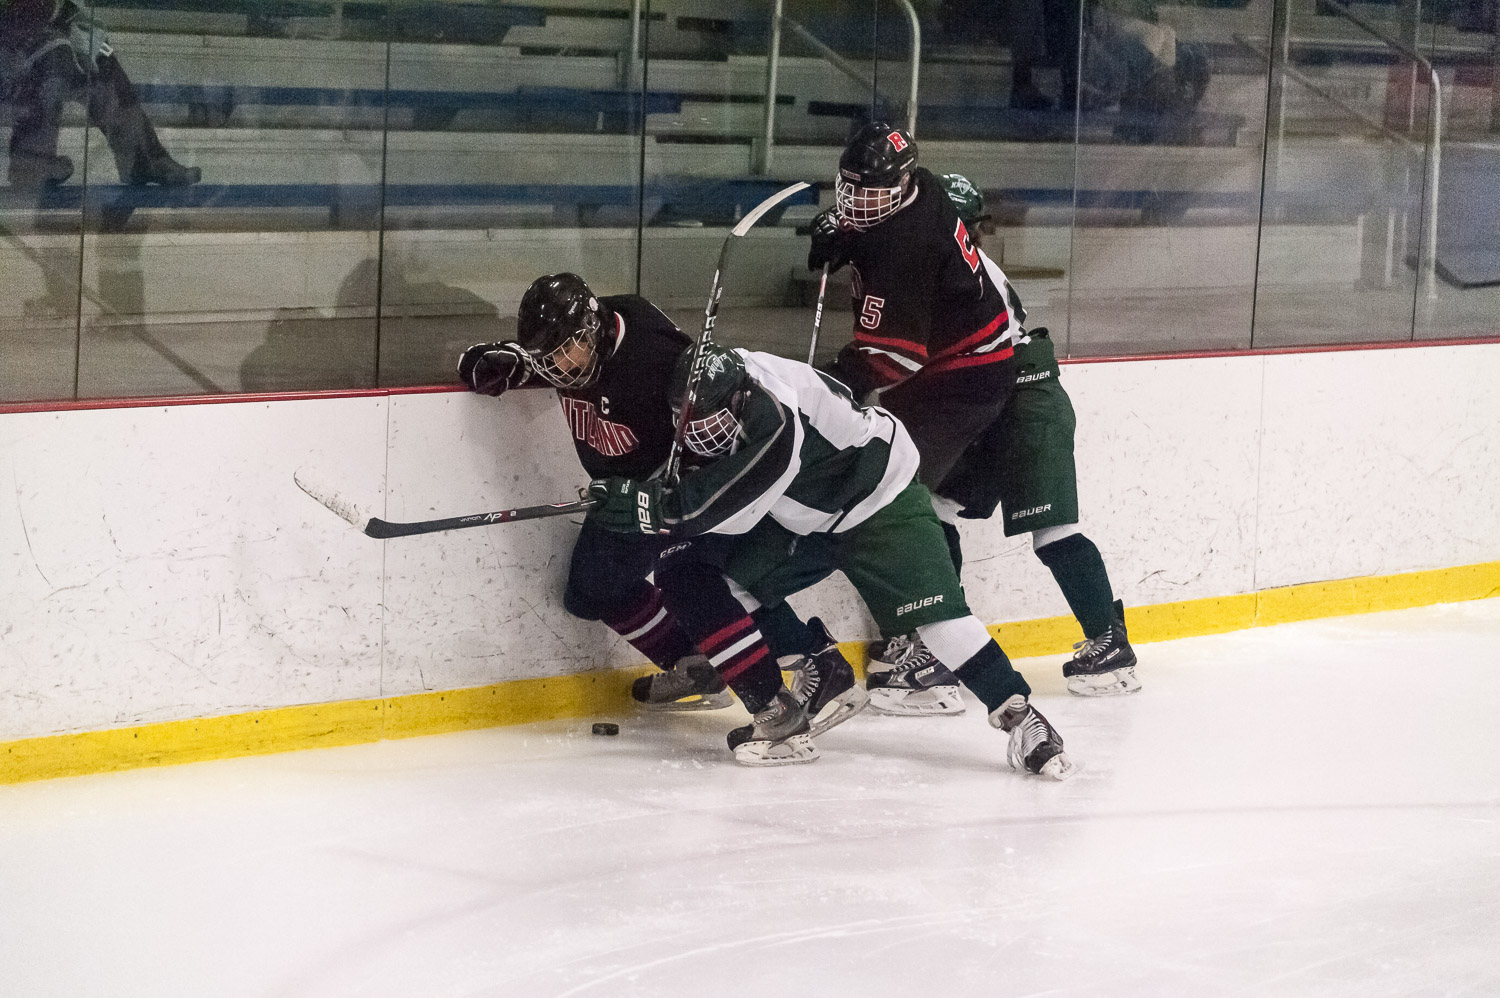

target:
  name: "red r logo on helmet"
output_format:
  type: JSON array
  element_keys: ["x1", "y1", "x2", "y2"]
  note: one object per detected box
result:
[{"x1": 888, "y1": 131, "x2": 908, "y2": 152}]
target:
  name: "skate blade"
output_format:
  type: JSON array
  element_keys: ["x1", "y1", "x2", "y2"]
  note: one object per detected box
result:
[
  {"x1": 637, "y1": 690, "x2": 736, "y2": 712},
  {"x1": 867, "y1": 685, "x2": 966, "y2": 717},
  {"x1": 1066, "y1": 668, "x2": 1142, "y2": 698},
  {"x1": 732, "y1": 733, "x2": 819, "y2": 767},
  {"x1": 807, "y1": 686, "x2": 870, "y2": 737},
  {"x1": 1039, "y1": 751, "x2": 1078, "y2": 781}
]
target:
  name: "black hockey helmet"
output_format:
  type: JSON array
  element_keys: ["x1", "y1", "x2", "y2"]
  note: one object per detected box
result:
[
  {"x1": 517, "y1": 273, "x2": 608, "y2": 388},
  {"x1": 669, "y1": 343, "x2": 749, "y2": 458},
  {"x1": 835, "y1": 121, "x2": 918, "y2": 230}
]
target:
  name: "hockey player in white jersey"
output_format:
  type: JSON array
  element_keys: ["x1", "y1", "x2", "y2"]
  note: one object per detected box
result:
[{"x1": 586, "y1": 343, "x2": 1075, "y2": 778}]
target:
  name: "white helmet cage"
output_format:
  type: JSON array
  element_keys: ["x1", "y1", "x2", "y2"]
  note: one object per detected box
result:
[
  {"x1": 673, "y1": 389, "x2": 744, "y2": 458},
  {"x1": 834, "y1": 170, "x2": 911, "y2": 230},
  {"x1": 532, "y1": 308, "x2": 603, "y2": 388}
]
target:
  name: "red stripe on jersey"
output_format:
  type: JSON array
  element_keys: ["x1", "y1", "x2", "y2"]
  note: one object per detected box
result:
[
  {"x1": 926, "y1": 345, "x2": 1016, "y2": 375},
  {"x1": 854, "y1": 329, "x2": 929, "y2": 360},
  {"x1": 701, "y1": 615, "x2": 754, "y2": 654},
  {"x1": 933, "y1": 310, "x2": 1008, "y2": 360}
]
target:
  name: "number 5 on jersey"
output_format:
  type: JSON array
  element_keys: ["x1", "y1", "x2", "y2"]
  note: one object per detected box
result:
[{"x1": 860, "y1": 295, "x2": 885, "y2": 330}]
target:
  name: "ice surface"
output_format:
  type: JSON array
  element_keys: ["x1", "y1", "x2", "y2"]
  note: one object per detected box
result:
[{"x1": 3, "y1": 600, "x2": 1499, "y2": 997}]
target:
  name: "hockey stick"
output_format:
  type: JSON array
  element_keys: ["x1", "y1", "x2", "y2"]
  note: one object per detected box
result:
[
  {"x1": 663, "y1": 180, "x2": 812, "y2": 485},
  {"x1": 294, "y1": 472, "x2": 596, "y2": 539},
  {"x1": 806, "y1": 261, "x2": 830, "y2": 365}
]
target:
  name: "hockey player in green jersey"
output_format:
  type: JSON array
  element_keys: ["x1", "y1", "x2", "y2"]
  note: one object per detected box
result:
[
  {"x1": 586, "y1": 343, "x2": 1075, "y2": 779},
  {"x1": 935, "y1": 174, "x2": 1140, "y2": 699}
]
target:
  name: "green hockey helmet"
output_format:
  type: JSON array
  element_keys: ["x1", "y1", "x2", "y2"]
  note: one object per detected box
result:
[
  {"x1": 939, "y1": 173, "x2": 986, "y2": 227},
  {"x1": 670, "y1": 343, "x2": 748, "y2": 457}
]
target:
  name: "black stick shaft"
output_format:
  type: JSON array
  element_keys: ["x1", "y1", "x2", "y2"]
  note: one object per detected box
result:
[
  {"x1": 363, "y1": 499, "x2": 597, "y2": 538},
  {"x1": 807, "y1": 261, "x2": 830, "y2": 365}
]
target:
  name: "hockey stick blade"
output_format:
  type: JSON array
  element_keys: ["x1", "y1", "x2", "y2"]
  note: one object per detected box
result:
[
  {"x1": 295, "y1": 472, "x2": 596, "y2": 539},
  {"x1": 294, "y1": 471, "x2": 372, "y2": 530}
]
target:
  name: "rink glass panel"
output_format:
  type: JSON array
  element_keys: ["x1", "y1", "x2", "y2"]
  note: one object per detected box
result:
[
  {"x1": 629, "y1": 0, "x2": 849, "y2": 361},
  {"x1": 1412, "y1": 0, "x2": 1500, "y2": 342},
  {"x1": 1062, "y1": 0, "x2": 1270, "y2": 356},
  {"x1": 374, "y1": 2, "x2": 646, "y2": 389},
  {"x1": 1250, "y1": 0, "x2": 1428, "y2": 347},
  {"x1": 4, "y1": 0, "x2": 1495, "y2": 404},
  {"x1": 0, "y1": 171, "x2": 84, "y2": 404},
  {"x1": 59, "y1": 0, "x2": 386, "y2": 397}
]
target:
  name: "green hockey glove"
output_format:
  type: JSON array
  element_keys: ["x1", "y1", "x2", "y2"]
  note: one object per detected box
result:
[{"x1": 587, "y1": 477, "x2": 667, "y2": 534}]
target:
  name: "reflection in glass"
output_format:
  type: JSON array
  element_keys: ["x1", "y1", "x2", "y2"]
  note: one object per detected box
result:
[{"x1": 1067, "y1": 0, "x2": 1266, "y2": 356}]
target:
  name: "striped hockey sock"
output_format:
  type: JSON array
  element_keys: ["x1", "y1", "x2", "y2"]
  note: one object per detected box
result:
[
  {"x1": 698, "y1": 615, "x2": 783, "y2": 714},
  {"x1": 599, "y1": 583, "x2": 696, "y2": 670}
]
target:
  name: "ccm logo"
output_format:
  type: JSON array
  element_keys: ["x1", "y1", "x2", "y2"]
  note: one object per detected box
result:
[
  {"x1": 1011, "y1": 504, "x2": 1052, "y2": 520},
  {"x1": 896, "y1": 594, "x2": 943, "y2": 616}
]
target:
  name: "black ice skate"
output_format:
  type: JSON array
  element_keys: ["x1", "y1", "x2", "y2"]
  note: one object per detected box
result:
[
  {"x1": 1064, "y1": 599, "x2": 1141, "y2": 697},
  {"x1": 866, "y1": 633, "x2": 966, "y2": 716},
  {"x1": 631, "y1": 654, "x2": 734, "y2": 711},
  {"x1": 989, "y1": 694, "x2": 1075, "y2": 781},
  {"x1": 726, "y1": 688, "x2": 818, "y2": 766},
  {"x1": 787, "y1": 618, "x2": 869, "y2": 736}
]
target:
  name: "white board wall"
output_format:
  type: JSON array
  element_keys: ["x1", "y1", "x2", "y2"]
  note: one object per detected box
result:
[{"x1": 3, "y1": 343, "x2": 1498, "y2": 742}]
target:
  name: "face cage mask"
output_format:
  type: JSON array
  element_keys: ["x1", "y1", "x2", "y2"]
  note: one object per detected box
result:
[
  {"x1": 532, "y1": 315, "x2": 602, "y2": 389},
  {"x1": 835, "y1": 174, "x2": 907, "y2": 230},
  {"x1": 681, "y1": 406, "x2": 742, "y2": 458}
]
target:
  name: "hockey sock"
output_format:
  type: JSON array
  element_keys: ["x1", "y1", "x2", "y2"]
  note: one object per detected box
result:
[
  {"x1": 1034, "y1": 532, "x2": 1116, "y2": 639},
  {"x1": 699, "y1": 615, "x2": 783, "y2": 714},
  {"x1": 952, "y1": 642, "x2": 1031, "y2": 714},
  {"x1": 753, "y1": 601, "x2": 820, "y2": 659},
  {"x1": 918, "y1": 615, "x2": 1030, "y2": 710},
  {"x1": 597, "y1": 582, "x2": 696, "y2": 670},
  {"x1": 655, "y1": 557, "x2": 783, "y2": 713}
]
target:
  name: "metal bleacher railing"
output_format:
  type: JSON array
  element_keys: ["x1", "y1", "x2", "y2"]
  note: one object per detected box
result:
[
  {"x1": 756, "y1": 0, "x2": 920, "y2": 172},
  {"x1": 1317, "y1": 0, "x2": 1442, "y2": 302}
]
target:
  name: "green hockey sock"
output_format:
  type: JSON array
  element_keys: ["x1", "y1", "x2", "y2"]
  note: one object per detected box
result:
[{"x1": 1034, "y1": 532, "x2": 1116, "y2": 639}]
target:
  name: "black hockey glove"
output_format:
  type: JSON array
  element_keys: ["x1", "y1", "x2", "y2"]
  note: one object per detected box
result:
[
  {"x1": 807, "y1": 208, "x2": 851, "y2": 273},
  {"x1": 457, "y1": 341, "x2": 531, "y2": 396},
  {"x1": 586, "y1": 477, "x2": 667, "y2": 534}
]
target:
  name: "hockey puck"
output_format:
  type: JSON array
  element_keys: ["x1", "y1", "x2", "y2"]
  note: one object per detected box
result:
[{"x1": 591, "y1": 722, "x2": 620, "y2": 737}]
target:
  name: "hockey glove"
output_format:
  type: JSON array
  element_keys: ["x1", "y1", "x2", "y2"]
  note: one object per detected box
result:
[
  {"x1": 807, "y1": 208, "x2": 851, "y2": 273},
  {"x1": 457, "y1": 342, "x2": 532, "y2": 396},
  {"x1": 587, "y1": 477, "x2": 668, "y2": 534}
]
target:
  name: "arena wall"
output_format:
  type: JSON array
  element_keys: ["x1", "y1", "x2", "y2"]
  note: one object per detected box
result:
[{"x1": 2, "y1": 341, "x2": 1498, "y2": 761}]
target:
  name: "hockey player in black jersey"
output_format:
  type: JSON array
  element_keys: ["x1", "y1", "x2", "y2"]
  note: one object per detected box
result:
[
  {"x1": 807, "y1": 127, "x2": 1136, "y2": 706},
  {"x1": 586, "y1": 343, "x2": 1074, "y2": 779},
  {"x1": 457, "y1": 273, "x2": 731, "y2": 711}
]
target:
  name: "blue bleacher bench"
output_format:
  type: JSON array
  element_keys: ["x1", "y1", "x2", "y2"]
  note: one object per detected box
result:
[{"x1": 0, "y1": 177, "x2": 819, "y2": 228}]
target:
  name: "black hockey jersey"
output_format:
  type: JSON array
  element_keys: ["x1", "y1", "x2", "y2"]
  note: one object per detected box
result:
[
  {"x1": 541, "y1": 294, "x2": 692, "y2": 479},
  {"x1": 827, "y1": 166, "x2": 1016, "y2": 403}
]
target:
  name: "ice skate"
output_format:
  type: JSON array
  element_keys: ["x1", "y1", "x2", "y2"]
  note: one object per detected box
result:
[
  {"x1": 726, "y1": 688, "x2": 818, "y2": 766},
  {"x1": 786, "y1": 617, "x2": 869, "y2": 736},
  {"x1": 866, "y1": 633, "x2": 966, "y2": 716},
  {"x1": 631, "y1": 654, "x2": 734, "y2": 711},
  {"x1": 1065, "y1": 599, "x2": 1141, "y2": 697},
  {"x1": 989, "y1": 694, "x2": 1075, "y2": 780}
]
